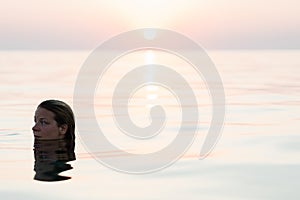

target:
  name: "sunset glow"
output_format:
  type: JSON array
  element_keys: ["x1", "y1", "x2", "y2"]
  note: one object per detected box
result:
[{"x1": 0, "y1": 0, "x2": 299, "y2": 49}]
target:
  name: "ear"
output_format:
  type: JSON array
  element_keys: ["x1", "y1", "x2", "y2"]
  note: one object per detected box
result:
[{"x1": 58, "y1": 124, "x2": 68, "y2": 135}]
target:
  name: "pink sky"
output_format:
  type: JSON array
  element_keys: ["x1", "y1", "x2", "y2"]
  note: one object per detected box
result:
[{"x1": 1, "y1": 0, "x2": 300, "y2": 49}]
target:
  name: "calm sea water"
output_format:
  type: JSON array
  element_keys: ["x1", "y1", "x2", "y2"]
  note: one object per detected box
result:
[{"x1": 0, "y1": 50, "x2": 299, "y2": 199}]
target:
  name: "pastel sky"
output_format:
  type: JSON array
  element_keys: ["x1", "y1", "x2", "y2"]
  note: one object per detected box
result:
[{"x1": 1, "y1": 0, "x2": 299, "y2": 49}]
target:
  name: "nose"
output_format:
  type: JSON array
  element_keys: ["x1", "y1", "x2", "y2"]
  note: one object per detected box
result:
[{"x1": 32, "y1": 123, "x2": 40, "y2": 132}]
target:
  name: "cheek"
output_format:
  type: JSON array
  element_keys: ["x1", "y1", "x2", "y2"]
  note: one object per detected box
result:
[{"x1": 42, "y1": 125, "x2": 59, "y2": 134}]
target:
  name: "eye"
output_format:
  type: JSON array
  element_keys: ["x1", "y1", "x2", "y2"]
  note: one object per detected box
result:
[{"x1": 40, "y1": 120, "x2": 49, "y2": 126}]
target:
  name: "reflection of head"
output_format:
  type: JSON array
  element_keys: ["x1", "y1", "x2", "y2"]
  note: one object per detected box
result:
[
  {"x1": 38, "y1": 100, "x2": 75, "y2": 140},
  {"x1": 33, "y1": 138, "x2": 76, "y2": 182}
]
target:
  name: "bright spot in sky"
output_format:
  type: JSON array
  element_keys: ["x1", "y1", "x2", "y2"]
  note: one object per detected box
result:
[{"x1": 143, "y1": 29, "x2": 157, "y2": 40}]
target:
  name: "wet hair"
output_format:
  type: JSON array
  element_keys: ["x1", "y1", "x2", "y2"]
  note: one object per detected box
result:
[{"x1": 38, "y1": 100, "x2": 75, "y2": 140}]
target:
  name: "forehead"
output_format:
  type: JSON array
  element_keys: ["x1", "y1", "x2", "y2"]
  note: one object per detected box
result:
[{"x1": 35, "y1": 107, "x2": 55, "y2": 119}]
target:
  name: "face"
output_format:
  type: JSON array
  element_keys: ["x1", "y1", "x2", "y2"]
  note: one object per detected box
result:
[{"x1": 32, "y1": 107, "x2": 67, "y2": 140}]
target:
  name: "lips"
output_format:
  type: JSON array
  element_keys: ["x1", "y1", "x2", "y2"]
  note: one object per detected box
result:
[{"x1": 33, "y1": 133, "x2": 41, "y2": 138}]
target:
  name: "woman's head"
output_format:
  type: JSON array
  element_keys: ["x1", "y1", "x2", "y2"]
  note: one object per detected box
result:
[{"x1": 32, "y1": 100, "x2": 75, "y2": 140}]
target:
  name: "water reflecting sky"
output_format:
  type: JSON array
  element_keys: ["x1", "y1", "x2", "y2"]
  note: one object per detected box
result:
[{"x1": 0, "y1": 50, "x2": 299, "y2": 199}]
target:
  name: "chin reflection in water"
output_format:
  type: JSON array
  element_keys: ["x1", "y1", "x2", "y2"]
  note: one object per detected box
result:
[{"x1": 33, "y1": 138, "x2": 76, "y2": 181}]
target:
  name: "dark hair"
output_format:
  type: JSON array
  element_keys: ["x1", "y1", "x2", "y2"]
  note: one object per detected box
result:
[{"x1": 38, "y1": 100, "x2": 75, "y2": 140}]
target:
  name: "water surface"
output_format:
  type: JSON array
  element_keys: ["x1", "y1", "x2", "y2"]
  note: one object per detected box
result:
[{"x1": 0, "y1": 50, "x2": 299, "y2": 199}]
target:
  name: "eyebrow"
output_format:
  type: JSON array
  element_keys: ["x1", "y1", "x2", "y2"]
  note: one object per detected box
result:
[{"x1": 34, "y1": 117, "x2": 48, "y2": 121}]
